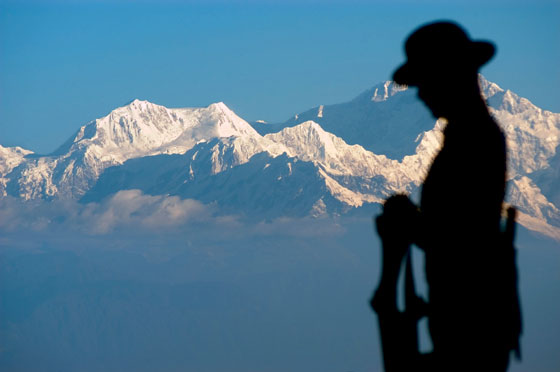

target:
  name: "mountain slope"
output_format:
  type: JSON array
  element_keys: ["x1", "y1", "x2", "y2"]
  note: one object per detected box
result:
[
  {"x1": 0, "y1": 145, "x2": 34, "y2": 197},
  {"x1": 259, "y1": 75, "x2": 560, "y2": 238},
  {"x1": 4, "y1": 100, "x2": 266, "y2": 200},
  {"x1": 254, "y1": 81, "x2": 434, "y2": 160},
  {"x1": 82, "y1": 124, "x2": 387, "y2": 216},
  {"x1": 1, "y1": 77, "x2": 559, "y2": 239}
]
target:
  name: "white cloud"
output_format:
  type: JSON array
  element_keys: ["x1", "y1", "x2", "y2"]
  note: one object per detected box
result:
[
  {"x1": 0, "y1": 190, "x2": 211, "y2": 235},
  {"x1": 83, "y1": 190, "x2": 210, "y2": 234},
  {"x1": 0, "y1": 190, "x2": 348, "y2": 241}
]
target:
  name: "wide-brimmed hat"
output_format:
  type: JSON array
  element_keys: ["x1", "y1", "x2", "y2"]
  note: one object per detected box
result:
[{"x1": 393, "y1": 21, "x2": 495, "y2": 86}]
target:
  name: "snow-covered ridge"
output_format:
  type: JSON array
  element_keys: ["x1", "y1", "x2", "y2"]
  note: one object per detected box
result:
[
  {"x1": 2, "y1": 100, "x2": 264, "y2": 200},
  {"x1": 479, "y1": 77, "x2": 560, "y2": 177},
  {"x1": 0, "y1": 145, "x2": 34, "y2": 197},
  {"x1": 371, "y1": 81, "x2": 408, "y2": 102},
  {"x1": 72, "y1": 99, "x2": 259, "y2": 161},
  {"x1": 0, "y1": 145, "x2": 33, "y2": 176},
  {"x1": 1, "y1": 77, "x2": 559, "y2": 240},
  {"x1": 265, "y1": 121, "x2": 409, "y2": 184}
]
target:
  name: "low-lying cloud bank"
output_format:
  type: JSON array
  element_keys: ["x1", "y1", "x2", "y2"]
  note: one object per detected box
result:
[
  {"x1": 0, "y1": 189, "x2": 347, "y2": 238},
  {"x1": 0, "y1": 190, "x2": 210, "y2": 234}
]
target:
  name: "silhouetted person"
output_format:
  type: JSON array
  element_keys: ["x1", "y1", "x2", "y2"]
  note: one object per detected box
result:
[{"x1": 371, "y1": 21, "x2": 522, "y2": 371}]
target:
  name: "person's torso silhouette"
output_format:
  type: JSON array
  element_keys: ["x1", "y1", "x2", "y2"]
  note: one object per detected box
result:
[{"x1": 372, "y1": 21, "x2": 521, "y2": 372}]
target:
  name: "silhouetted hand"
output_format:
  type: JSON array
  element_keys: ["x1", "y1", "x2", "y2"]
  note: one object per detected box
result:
[
  {"x1": 373, "y1": 194, "x2": 420, "y2": 313},
  {"x1": 376, "y1": 194, "x2": 419, "y2": 259}
]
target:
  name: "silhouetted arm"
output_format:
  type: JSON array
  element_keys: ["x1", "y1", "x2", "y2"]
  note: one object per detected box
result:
[
  {"x1": 371, "y1": 242, "x2": 426, "y2": 369},
  {"x1": 371, "y1": 195, "x2": 430, "y2": 371}
]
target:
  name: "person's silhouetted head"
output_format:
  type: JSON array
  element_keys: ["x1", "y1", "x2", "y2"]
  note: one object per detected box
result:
[{"x1": 393, "y1": 21, "x2": 496, "y2": 119}]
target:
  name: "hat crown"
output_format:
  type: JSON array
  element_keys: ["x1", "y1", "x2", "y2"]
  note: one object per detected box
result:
[
  {"x1": 405, "y1": 22, "x2": 472, "y2": 60},
  {"x1": 393, "y1": 21, "x2": 496, "y2": 86}
]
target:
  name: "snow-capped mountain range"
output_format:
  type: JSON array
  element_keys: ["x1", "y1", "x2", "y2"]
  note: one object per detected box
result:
[{"x1": 1, "y1": 76, "x2": 559, "y2": 239}]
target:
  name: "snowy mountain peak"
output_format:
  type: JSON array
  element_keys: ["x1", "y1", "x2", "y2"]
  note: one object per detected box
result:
[
  {"x1": 264, "y1": 120, "x2": 401, "y2": 181},
  {"x1": 266, "y1": 120, "x2": 337, "y2": 160},
  {"x1": 207, "y1": 101, "x2": 229, "y2": 111},
  {"x1": 0, "y1": 144, "x2": 33, "y2": 157},
  {"x1": 479, "y1": 75, "x2": 540, "y2": 115},
  {"x1": 125, "y1": 98, "x2": 151, "y2": 107},
  {"x1": 200, "y1": 102, "x2": 259, "y2": 138},
  {"x1": 289, "y1": 120, "x2": 326, "y2": 133},
  {"x1": 3, "y1": 100, "x2": 264, "y2": 200},
  {"x1": 0, "y1": 145, "x2": 33, "y2": 176},
  {"x1": 111, "y1": 98, "x2": 162, "y2": 116},
  {"x1": 0, "y1": 145, "x2": 34, "y2": 197},
  {"x1": 370, "y1": 81, "x2": 408, "y2": 102},
  {"x1": 67, "y1": 100, "x2": 259, "y2": 159},
  {"x1": 479, "y1": 74, "x2": 503, "y2": 97}
]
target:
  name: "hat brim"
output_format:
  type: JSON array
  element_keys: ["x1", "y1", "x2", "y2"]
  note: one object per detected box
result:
[
  {"x1": 393, "y1": 62, "x2": 414, "y2": 86},
  {"x1": 392, "y1": 40, "x2": 495, "y2": 87},
  {"x1": 471, "y1": 41, "x2": 495, "y2": 69}
]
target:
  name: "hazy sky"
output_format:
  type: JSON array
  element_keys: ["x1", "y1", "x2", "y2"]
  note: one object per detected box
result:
[{"x1": 1, "y1": 0, "x2": 559, "y2": 153}]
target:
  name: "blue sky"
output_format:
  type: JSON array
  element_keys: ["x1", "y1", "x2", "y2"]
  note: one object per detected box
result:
[{"x1": 1, "y1": 0, "x2": 559, "y2": 153}]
